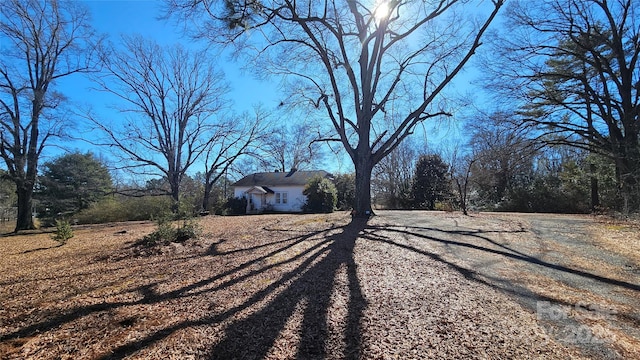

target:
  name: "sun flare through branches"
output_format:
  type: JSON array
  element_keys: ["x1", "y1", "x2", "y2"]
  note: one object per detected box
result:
[{"x1": 373, "y1": 0, "x2": 391, "y2": 22}]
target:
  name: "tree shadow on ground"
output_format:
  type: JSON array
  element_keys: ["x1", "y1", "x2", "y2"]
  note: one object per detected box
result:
[
  {"x1": 95, "y1": 218, "x2": 368, "y2": 359},
  {"x1": 19, "y1": 242, "x2": 64, "y2": 254},
  {"x1": 204, "y1": 217, "x2": 367, "y2": 359},
  {"x1": 359, "y1": 222, "x2": 640, "y2": 353},
  {"x1": 0, "y1": 221, "x2": 353, "y2": 348},
  {"x1": 4, "y1": 214, "x2": 637, "y2": 359},
  {"x1": 0, "y1": 217, "x2": 369, "y2": 359},
  {"x1": 366, "y1": 224, "x2": 640, "y2": 292}
]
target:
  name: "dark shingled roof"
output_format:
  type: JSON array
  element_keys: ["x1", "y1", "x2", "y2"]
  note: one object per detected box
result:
[{"x1": 232, "y1": 170, "x2": 331, "y2": 187}]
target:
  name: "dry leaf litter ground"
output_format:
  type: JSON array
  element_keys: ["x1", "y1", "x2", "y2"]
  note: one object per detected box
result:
[{"x1": 0, "y1": 211, "x2": 637, "y2": 359}]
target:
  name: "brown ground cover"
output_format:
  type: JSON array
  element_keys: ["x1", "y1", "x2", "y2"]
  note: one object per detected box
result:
[{"x1": 0, "y1": 212, "x2": 634, "y2": 359}]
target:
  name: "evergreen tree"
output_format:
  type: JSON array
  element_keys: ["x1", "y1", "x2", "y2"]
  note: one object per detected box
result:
[
  {"x1": 37, "y1": 152, "x2": 112, "y2": 218},
  {"x1": 411, "y1": 154, "x2": 451, "y2": 210},
  {"x1": 303, "y1": 176, "x2": 337, "y2": 213},
  {"x1": 333, "y1": 173, "x2": 355, "y2": 211}
]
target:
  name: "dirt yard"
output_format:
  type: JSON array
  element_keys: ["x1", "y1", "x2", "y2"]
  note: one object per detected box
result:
[{"x1": 0, "y1": 211, "x2": 638, "y2": 359}]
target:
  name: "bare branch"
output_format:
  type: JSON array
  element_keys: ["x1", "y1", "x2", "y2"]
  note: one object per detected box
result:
[{"x1": 88, "y1": 38, "x2": 231, "y2": 210}]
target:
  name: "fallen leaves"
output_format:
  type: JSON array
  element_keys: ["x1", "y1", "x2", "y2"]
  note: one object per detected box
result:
[{"x1": 0, "y1": 213, "x2": 603, "y2": 359}]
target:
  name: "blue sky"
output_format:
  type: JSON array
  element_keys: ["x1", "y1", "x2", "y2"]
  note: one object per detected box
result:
[
  {"x1": 54, "y1": 0, "x2": 294, "y2": 175},
  {"x1": 62, "y1": 0, "x2": 363, "y2": 174},
  {"x1": 70, "y1": 0, "x2": 281, "y2": 114},
  {"x1": 55, "y1": 0, "x2": 484, "y2": 175}
]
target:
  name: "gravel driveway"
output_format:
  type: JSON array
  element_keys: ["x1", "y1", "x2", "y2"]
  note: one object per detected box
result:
[{"x1": 373, "y1": 211, "x2": 640, "y2": 359}]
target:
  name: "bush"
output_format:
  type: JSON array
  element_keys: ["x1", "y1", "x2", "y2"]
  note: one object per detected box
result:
[
  {"x1": 434, "y1": 201, "x2": 454, "y2": 212},
  {"x1": 174, "y1": 219, "x2": 201, "y2": 242},
  {"x1": 500, "y1": 173, "x2": 591, "y2": 214},
  {"x1": 140, "y1": 217, "x2": 175, "y2": 246},
  {"x1": 333, "y1": 173, "x2": 355, "y2": 210},
  {"x1": 51, "y1": 220, "x2": 74, "y2": 244},
  {"x1": 74, "y1": 196, "x2": 173, "y2": 224},
  {"x1": 303, "y1": 176, "x2": 337, "y2": 213},
  {"x1": 223, "y1": 197, "x2": 247, "y2": 215},
  {"x1": 138, "y1": 217, "x2": 201, "y2": 247}
]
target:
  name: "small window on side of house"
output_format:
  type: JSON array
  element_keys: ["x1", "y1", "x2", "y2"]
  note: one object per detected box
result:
[{"x1": 275, "y1": 192, "x2": 288, "y2": 204}]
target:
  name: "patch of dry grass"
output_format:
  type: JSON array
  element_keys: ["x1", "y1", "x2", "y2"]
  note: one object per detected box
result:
[{"x1": 591, "y1": 218, "x2": 640, "y2": 265}]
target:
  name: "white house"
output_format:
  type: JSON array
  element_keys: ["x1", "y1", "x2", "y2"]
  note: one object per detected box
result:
[{"x1": 232, "y1": 169, "x2": 332, "y2": 213}]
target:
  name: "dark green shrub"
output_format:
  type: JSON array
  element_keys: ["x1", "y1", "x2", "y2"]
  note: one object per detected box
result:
[
  {"x1": 223, "y1": 197, "x2": 247, "y2": 215},
  {"x1": 303, "y1": 176, "x2": 337, "y2": 213},
  {"x1": 501, "y1": 174, "x2": 590, "y2": 214},
  {"x1": 333, "y1": 173, "x2": 355, "y2": 210},
  {"x1": 139, "y1": 217, "x2": 175, "y2": 246},
  {"x1": 174, "y1": 219, "x2": 201, "y2": 242}
]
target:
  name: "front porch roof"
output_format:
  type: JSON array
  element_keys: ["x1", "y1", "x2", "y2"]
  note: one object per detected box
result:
[{"x1": 244, "y1": 186, "x2": 274, "y2": 195}]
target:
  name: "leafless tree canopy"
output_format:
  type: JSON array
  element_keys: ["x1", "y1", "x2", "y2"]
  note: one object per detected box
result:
[
  {"x1": 90, "y1": 37, "x2": 233, "y2": 209},
  {"x1": 466, "y1": 111, "x2": 539, "y2": 206},
  {"x1": 200, "y1": 107, "x2": 270, "y2": 212},
  {"x1": 167, "y1": 0, "x2": 504, "y2": 215},
  {"x1": 0, "y1": 0, "x2": 97, "y2": 230},
  {"x1": 255, "y1": 121, "x2": 324, "y2": 172}
]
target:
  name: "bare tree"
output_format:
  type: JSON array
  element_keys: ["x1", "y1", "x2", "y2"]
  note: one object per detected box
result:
[
  {"x1": 445, "y1": 146, "x2": 475, "y2": 215},
  {"x1": 0, "y1": 0, "x2": 97, "y2": 231},
  {"x1": 466, "y1": 111, "x2": 539, "y2": 207},
  {"x1": 484, "y1": 0, "x2": 640, "y2": 212},
  {"x1": 200, "y1": 108, "x2": 269, "y2": 212},
  {"x1": 90, "y1": 37, "x2": 230, "y2": 213},
  {"x1": 371, "y1": 138, "x2": 417, "y2": 209},
  {"x1": 166, "y1": 0, "x2": 504, "y2": 217},
  {"x1": 257, "y1": 121, "x2": 324, "y2": 172}
]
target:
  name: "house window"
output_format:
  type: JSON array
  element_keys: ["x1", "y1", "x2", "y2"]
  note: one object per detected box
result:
[{"x1": 275, "y1": 192, "x2": 288, "y2": 204}]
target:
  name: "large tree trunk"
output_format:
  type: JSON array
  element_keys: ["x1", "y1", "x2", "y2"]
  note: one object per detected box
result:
[
  {"x1": 170, "y1": 175, "x2": 181, "y2": 215},
  {"x1": 456, "y1": 178, "x2": 469, "y2": 216},
  {"x1": 15, "y1": 105, "x2": 40, "y2": 232},
  {"x1": 353, "y1": 152, "x2": 373, "y2": 218},
  {"x1": 15, "y1": 182, "x2": 34, "y2": 231},
  {"x1": 202, "y1": 184, "x2": 212, "y2": 212}
]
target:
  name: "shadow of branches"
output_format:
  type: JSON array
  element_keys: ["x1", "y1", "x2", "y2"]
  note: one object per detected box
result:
[
  {"x1": 2, "y1": 213, "x2": 637, "y2": 359},
  {"x1": 2, "y1": 219, "x2": 363, "y2": 358}
]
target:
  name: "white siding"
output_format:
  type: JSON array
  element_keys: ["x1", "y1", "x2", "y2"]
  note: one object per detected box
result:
[
  {"x1": 233, "y1": 186, "x2": 251, "y2": 199},
  {"x1": 233, "y1": 185, "x2": 307, "y2": 213}
]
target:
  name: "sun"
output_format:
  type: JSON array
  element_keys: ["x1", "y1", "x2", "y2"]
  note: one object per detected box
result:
[{"x1": 374, "y1": 1, "x2": 391, "y2": 22}]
